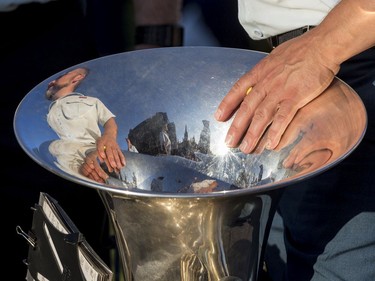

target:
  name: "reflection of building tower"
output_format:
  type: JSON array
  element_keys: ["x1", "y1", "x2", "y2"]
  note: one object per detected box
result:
[
  {"x1": 198, "y1": 120, "x2": 211, "y2": 154},
  {"x1": 159, "y1": 124, "x2": 172, "y2": 155},
  {"x1": 168, "y1": 123, "x2": 178, "y2": 153},
  {"x1": 183, "y1": 125, "x2": 189, "y2": 142},
  {"x1": 178, "y1": 125, "x2": 197, "y2": 160},
  {"x1": 179, "y1": 125, "x2": 190, "y2": 158},
  {"x1": 128, "y1": 112, "x2": 176, "y2": 155}
]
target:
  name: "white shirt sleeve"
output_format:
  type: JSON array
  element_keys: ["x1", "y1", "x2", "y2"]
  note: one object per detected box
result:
[{"x1": 238, "y1": 0, "x2": 340, "y2": 39}]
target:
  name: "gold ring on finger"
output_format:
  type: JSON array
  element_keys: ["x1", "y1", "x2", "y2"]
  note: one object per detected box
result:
[{"x1": 245, "y1": 86, "x2": 253, "y2": 96}]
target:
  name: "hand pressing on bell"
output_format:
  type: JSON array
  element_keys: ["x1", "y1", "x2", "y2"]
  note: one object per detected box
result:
[
  {"x1": 79, "y1": 150, "x2": 110, "y2": 183},
  {"x1": 96, "y1": 117, "x2": 126, "y2": 173}
]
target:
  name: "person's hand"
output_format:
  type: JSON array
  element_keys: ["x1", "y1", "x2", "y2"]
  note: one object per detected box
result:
[
  {"x1": 96, "y1": 135, "x2": 126, "y2": 172},
  {"x1": 79, "y1": 150, "x2": 109, "y2": 183},
  {"x1": 214, "y1": 31, "x2": 340, "y2": 154},
  {"x1": 254, "y1": 79, "x2": 365, "y2": 175}
]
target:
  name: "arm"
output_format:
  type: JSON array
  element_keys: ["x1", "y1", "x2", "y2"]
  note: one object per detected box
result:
[
  {"x1": 215, "y1": 0, "x2": 375, "y2": 153},
  {"x1": 96, "y1": 117, "x2": 126, "y2": 172}
]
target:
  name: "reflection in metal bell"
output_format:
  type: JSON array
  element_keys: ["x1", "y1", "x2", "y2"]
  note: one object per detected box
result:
[{"x1": 14, "y1": 47, "x2": 367, "y2": 280}]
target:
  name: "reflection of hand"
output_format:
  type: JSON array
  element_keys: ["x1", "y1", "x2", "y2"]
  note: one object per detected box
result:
[
  {"x1": 79, "y1": 150, "x2": 109, "y2": 183},
  {"x1": 96, "y1": 135, "x2": 126, "y2": 172},
  {"x1": 214, "y1": 31, "x2": 339, "y2": 154},
  {"x1": 255, "y1": 79, "x2": 364, "y2": 174}
]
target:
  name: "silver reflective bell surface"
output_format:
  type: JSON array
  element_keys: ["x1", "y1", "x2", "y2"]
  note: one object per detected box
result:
[{"x1": 14, "y1": 47, "x2": 367, "y2": 281}]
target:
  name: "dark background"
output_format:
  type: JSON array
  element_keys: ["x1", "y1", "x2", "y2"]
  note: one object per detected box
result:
[
  {"x1": 1, "y1": 1, "x2": 109, "y2": 279},
  {"x1": 1, "y1": 0, "x2": 267, "y2": 279}
]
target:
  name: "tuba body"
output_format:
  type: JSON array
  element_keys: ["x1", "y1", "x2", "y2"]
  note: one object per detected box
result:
[{"x1": 100, "y1": 175, "x2": 283, "y2": 281}]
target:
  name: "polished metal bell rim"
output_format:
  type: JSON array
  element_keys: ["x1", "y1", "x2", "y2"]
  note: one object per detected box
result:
[
  {"x1": 13, "y1": 46, "x2": 367, "y2": 199},
  {"x1": 10, "y1": 151, "x2": 357, "y2": 199}
]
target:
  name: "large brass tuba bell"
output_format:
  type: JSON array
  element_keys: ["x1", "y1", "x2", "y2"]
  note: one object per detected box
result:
[{"x1": 14, "y1": 47, "x2": 366, "y2": 280}]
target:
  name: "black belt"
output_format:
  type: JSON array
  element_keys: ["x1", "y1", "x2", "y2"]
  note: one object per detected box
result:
[{"x1": 267, "y1": 25, "x2": 315, "y2": 49}]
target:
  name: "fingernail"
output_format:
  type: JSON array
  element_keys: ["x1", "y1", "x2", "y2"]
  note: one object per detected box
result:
[
  {"x1": 214, "y1": 109, "x2": 222, "y2": 120},
  {"x1": 265, "y1": 139, "x2": 272, "y2": 150},
  {"x1": 239, "y1": 140, "x2": 249, "y2": 152},
  {"x1": 225, "y1": 134, "x2": 233, "y2": 146}
]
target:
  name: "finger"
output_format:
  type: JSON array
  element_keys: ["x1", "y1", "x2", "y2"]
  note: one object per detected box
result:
[
  {"x1": 89, "y1": 170, "x2": 106, "y2": 183},
  {"x1": 112, "y1": 147, "x2": 126, "y2": 168},
  {"x1": 233, "y1": 88, "x2": 277, "y2": 153},
  {"x1": 274, "y1": 120, "x2": 304, "y2": 152},
  {"x1": 104, "y1": 146, "x2": 124, "y2": 170},
  {"x1": 253, "y1": 129, "x2": 270, "y2": 154},
  {"x1": 265, "y1": 100, "x2": 300, "y2": 150},
  {"x1": 87, "y1": 160, "x2": 96, "y2": 170},
  {"x1": 282, "y1": 131, "x2": 311, "y2": 168},
  {"x1": 80, "y1": 163, "x2": 92, "y2": 177},
  {"x1": 96, "y1": 139, "x2": 107, "y2": 160},
  {"x1": 110, "y1": 148, "x2": 125, "y2": 169},
  {"x1": 92, "y1": 161, "x2": 109, "y2": 181},
  {"x1": 118, "y1": 150, "x2": 126, "y2": 166},
  {"x1": 103, "y1": 158, "x2": 114, "y2": 173},
  {"x1": 288, "y1": 149, "x2": 332, "y2": 175},
  {"x1": 215, "y1": 72, "x2": 257, "y2": 122},
  {"x1": 97, "y1": 144, "x2": 115, "y2": 172},
  {"x1": 223, "y1": 97, "x2": 254, "y2": 148},
  {"x1": 80, "y1": 163, "x2": 105, "y2": 183}
]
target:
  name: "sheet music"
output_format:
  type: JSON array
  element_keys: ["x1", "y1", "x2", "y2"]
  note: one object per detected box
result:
[
  {"x1": 26, "y1": 192, "x2": 113, "y2": 281},
  {"x1": 78, "y1": 247, "x2": 100, "y2": 281},
  {"x1": 40, "y1": 195, "x2": 69, "y2": 234},
  {"x1": 43, "y1": 222, "x2": 64, "y2": 273}
]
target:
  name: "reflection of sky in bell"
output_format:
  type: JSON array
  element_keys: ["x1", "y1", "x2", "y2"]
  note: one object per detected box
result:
[
  {"x1": 14, "y1": 81, "x2": 59, "y2": 154},
  {"x1": 13, "y1": 47, "x2": 367, "y2": 194},
  {"x1": 14, "y1": 47, "x2": 266, "y2": 168},
  {"x1": 68, "y1": 48, "x2": 263, "y2": 154}
]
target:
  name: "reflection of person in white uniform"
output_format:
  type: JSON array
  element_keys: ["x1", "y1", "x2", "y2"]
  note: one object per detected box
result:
[
  {"x1": 159, "y1": 124, "x2": 171, "y2": 155},
  {"x1": 45, "y1": 67, "x2": 125, "y2": 183}
]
